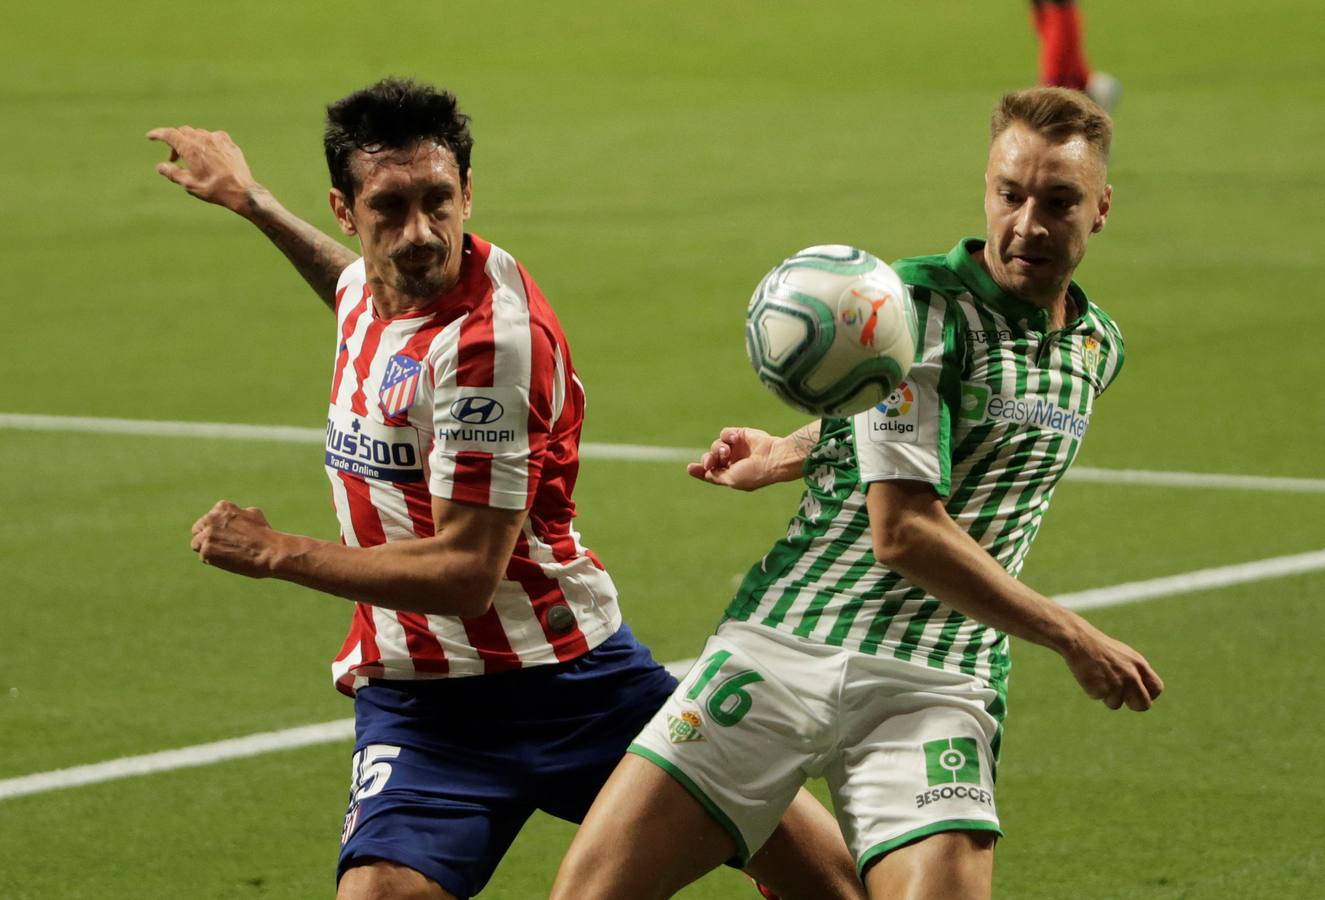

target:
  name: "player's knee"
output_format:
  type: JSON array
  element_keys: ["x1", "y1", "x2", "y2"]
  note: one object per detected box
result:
[
  {"x1": 337, "y1": 859, "x2": 453, "y2": 900},
  {"x1": 863, "y1": 831, "x2": 995, "y2": 900}
]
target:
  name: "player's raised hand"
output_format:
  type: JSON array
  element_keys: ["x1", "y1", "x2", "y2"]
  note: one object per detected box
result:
[
  {"x1": 147, "y1": 126, "x2": 260, "y2": 215},
  {"x1": 686, "y1": 426, "x2": 780, "y2": 491},
  {"x1": 1061, "y1": 624, "x2": 1165, "y2": 711},
  {"x1": 190, "y1": 500, "x2": 282, "y2": 579}
]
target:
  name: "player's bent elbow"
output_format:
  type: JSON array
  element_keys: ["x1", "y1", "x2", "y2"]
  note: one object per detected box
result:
[
  {"x1": 869, "y1": 518, "x2": 926, "y2": 570},
  {"x1": 445, "y1": 572, "x2": 502, "y2": 619}
]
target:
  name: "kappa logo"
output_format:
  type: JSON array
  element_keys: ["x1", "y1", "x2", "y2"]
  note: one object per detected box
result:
[
  {"x1": 450, "y1": 396, "x2": 505, "y2": 425},
  {"x1": 667, "y1": 710, "x2": 706, "y2": 744}
]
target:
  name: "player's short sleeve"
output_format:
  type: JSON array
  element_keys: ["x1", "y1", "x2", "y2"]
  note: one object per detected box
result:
[
  {"x1": 427, "y1": 287, "x2": 560, "y2": 511},
  {"x1": 334, "y1": 258, "x2": 367, "y2": 316},
  {"x1": 852, "y1": 287, "x2": 966, "y2": 497}
]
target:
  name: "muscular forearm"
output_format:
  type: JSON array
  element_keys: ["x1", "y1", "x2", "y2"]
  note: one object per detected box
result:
[
  {"x1": 867, "y1": 484, "x2": 1087, "y2": 654},
  {"x1": 878, "y1": 513, "x2": 1086, "y2": 653},
  {"x1": 265, "y1": 531, "x2": 498, "y2": 618},
  {"x1": 242, "y1": 186, "x2": 358, "y2": 309}
]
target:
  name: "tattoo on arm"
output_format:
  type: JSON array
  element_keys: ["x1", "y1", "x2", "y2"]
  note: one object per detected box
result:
[
  {"x1": 788, "y1": 421, "x2": 822, "y2": 459},
  {"x1": 247, "y1": 190, "x2": 358, "y2": 310}
]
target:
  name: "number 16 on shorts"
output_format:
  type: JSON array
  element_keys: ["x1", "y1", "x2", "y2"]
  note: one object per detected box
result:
[{"x1": 666, "y1": 650, "x2": 766, "y2": 742}]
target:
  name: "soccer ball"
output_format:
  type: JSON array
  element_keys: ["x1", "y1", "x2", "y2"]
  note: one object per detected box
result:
[{"x1": 745, "y1": 245, "x2": 918, "y2": 417}]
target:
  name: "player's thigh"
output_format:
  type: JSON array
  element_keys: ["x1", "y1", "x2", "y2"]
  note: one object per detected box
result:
[
  {"x1": 338, "y1": 858, "x2": 456, "y2": 900},
  {"x1": 338, "y1": 687, "x2": 535, "y2": 900},
  {"x1": 863, "y1": 830, "x2": 995, "y2": 900},
  {"x1": 626, "y1": 623, "x2": 839, "y2": 864},
  {"x1": 830, "y1": 675, "x2": 1002, "y2": 872},
  {"x1": 532, "y1": 623, "x2": 680, "y2": 824},
  {"x1": 551, "y1": 753, "x2": 741, "y2": 900}
]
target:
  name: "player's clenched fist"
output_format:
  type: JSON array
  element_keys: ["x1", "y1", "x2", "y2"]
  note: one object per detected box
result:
[
  {"x1": 1061, "y1": 625, "x2": 1165, "y2": 711},
  {"x1": 191, "y1": 500, "x2": 280, "y2": 578},
  {"x1": 147, "y1": 126, "x2": 261, "y2": 215}
]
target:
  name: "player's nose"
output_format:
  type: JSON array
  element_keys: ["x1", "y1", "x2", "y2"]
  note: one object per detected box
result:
[
  {"x1": 1013, "y1": 198, "x2": 1050, "y2": 239},
  {"x1": 402, "y1": 206, "x2": 432, "y2": 245}
]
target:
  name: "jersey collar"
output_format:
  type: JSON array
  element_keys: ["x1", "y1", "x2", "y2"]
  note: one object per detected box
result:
[{"x1": 947, "y1": 238, "x2": 1089, "y2": 331}]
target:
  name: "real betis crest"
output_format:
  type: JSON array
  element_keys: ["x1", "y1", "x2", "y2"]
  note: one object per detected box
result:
[
  {"x1": 1082, "y1": 336, "x2": 1101, "y2": 372},
  {"x1": 667, "y1": 710, "x2": 705, "y2": 743}
]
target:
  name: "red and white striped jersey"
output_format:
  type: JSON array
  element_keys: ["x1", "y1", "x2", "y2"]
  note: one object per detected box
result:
[{"x1": 324, "y1": 234, "x2": 622, "y2": 696}]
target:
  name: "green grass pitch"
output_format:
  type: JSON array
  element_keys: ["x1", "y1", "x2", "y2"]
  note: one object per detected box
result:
[{"x1": 2, "y1": 1, "x2": 1323, "y2": 897}]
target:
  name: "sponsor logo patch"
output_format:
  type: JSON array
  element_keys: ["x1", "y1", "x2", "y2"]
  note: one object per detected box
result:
[
  {"x1": 924, "y1": 737, "x2": 981, "y2": 785},
  {"x1": 866, "y1": 381, "x2": 919, "y2": 444},
  {"x1": 450, "y1": 396, "x2": 505, "y2": 425},
  {"x1": 436, "y1": 388, "x2": 524, "y2": 448},
  {"x1": 959, "y1": 384, "x2": 990, "y2": 422},
  {"x1": 914, "y1": 737, "x2": 993, "y2": 809},
  {"x1": 667, "y1": 710, "x2": 706, "y2": 744},
  {"x1": 324, "y1": 405, "x2": 425, "y2": 483},
  {"x1": 961, "y1": 386, "x2": 1090, "y2": 439}
]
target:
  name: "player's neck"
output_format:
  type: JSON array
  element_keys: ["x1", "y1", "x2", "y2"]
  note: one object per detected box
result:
[
  {"x1": 973, "y1": 246, "x2": 1071, "y2": 330},
  {"x1": 368, "y1": 282, "x2": 430, "y2": 319},
  {"x1": 363, "y1": 271, "x2": 460, "y2": 320}
]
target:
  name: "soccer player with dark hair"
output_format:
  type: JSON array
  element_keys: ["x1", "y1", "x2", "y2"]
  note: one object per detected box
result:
[
  {"x1": 148, "y1": 78, "x2": 863, "y2": 900},
  {"x1": 550, "y1": 86, "x2": 1163, "y2": 900}
]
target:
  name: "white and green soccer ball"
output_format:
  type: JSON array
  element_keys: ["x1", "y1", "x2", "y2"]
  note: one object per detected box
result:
[{"x1": 745, "y1": 245, "x2": 918, "y2": 417}]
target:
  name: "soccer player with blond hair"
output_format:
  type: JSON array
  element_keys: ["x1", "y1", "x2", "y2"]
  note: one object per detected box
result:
[{"x1": 551, "y1": 87, "x2": 1163, "y2": 900}]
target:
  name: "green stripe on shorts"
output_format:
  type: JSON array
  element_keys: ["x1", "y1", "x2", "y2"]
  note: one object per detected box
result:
[
  {"x1": 626, "y1": 743, "x2": 751, "y2": 865},
  {"x1": 856, "y1": 818, "x2": 1003, "y2": 876}
]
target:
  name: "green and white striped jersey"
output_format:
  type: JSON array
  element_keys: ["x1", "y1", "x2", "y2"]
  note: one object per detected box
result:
[{"x1": 725, "y1": 239, "x2": 1125, "y2": 690}]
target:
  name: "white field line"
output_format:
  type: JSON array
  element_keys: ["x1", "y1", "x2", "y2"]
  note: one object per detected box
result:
[
  {"x1": 4, "y1": 412, "x2": 1325, "y2": 492},
  {"x1": 4, "y1": 549, "x2": 1325, "y2": 802},
  {"x1": 0, "y1": 658, "x2": 697, "y2": 803}
]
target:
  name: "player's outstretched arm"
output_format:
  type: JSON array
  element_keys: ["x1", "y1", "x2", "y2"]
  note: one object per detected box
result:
[
  {"x1": 866, "y1": 480, "x2": 1164, "y2": 712},
  {"x1": 147, "y1": 126, "x2": 357, "y2": 309},
  {"x1": 687, "y1": 422, "x2": 820, "y2": 491},
  {"x1": 189, "y1": 497, "x2": 522, "y2": 617}
]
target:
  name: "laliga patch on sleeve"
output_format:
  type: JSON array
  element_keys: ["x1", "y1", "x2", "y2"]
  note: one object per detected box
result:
[
  {"x1": 866, "y1": 381, "x2": 920, "y2": 444},
  {"x1": 434, "y1": 385, "x2": 528, "y2": 453}
]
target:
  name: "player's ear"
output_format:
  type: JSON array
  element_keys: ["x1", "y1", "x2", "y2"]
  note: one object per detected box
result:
[
  {"x1": 1092, "y1": 183, "x2": 1112, "y2": 234},
  {"x1": 330, "y1": 188, "x2": 357, "y2": 237},
  {"x1": 461, "y1": 169, "x2": 474, "y2": 222}
]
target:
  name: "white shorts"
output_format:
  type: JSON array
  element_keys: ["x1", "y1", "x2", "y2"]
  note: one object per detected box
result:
[{"x1": 628, "y1": 620, "x2": 1004, "y2": 872}]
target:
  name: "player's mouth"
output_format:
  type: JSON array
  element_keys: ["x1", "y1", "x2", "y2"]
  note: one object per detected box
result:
[
  {"x1": 393, "y1": 244, "x2": 445, "y2": 269},
  {"x1": 1008, "y1": 252, "x2": 1052, "y2": 271}
]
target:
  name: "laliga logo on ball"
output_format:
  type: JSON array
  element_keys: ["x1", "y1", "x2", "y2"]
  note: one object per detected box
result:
[{"x1": 746, "y1": 245, "x2": 919, "y2": 417}]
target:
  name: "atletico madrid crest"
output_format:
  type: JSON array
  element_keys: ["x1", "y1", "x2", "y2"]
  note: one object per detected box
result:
[{"x1": 380, "y1": 354, "x2": 423, "y2": 417}]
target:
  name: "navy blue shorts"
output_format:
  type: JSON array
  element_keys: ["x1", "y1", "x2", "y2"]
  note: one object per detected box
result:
[{"x1": 336, "y1": 624, "x2": 677, "y2": 898}]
